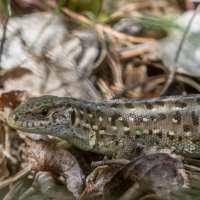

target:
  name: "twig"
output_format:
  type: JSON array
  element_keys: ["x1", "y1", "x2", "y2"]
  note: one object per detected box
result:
[
  {"x1": 107, "y1": 50, "x2": 124, "y2": 90},
  {"x1": 76, "y1": 183, "x2": 92, "y2": 200},
  {"x1": 91, "y1": 159, "x2": 130, "y2": 167},
  {"x1": 184, "y1": 164, "x2": 200, "y2": 172},
  {"x1": 97, "y1": 79, "x2": 114, "y2": 99},
  {"x1": 47, "y1": 1, "x2": 156, "y2": 44},
  {"x1": 160, "y1": 4, "x2": 200, "y2": 95},
  {"x1": 0, "y1": 165, "x2": 31, "y2": 189},
  {"x1": 176, "y1": 75, "x2": 200, "y2": 92},
  {"x1": 0, "y1": 0, "x2": 12, "y2": 65},
  {"x1": 119, "y1": 43, "x2": 154, "y2": 59}
]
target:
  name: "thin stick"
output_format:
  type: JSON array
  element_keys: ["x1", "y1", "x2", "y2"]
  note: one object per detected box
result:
[
  {"x1": 0, "y1": 165, "x2": 31, "y2": 189},
  {"x1": 91, "y1": 159, "x2": 130, "y2": 167},
  {"x1": 47, "y1": 1, "x2": 155, "y2": 44},
  {"x1": 0, "y1": 0, "x2": 12, "y2": 65}
]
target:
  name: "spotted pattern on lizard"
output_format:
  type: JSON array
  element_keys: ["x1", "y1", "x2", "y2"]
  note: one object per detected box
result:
[{"x1": 7, "y1": 95, "x2": 200, "y2": 159}]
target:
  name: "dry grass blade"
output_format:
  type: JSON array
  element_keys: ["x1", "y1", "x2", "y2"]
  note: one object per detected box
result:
[
  {"x1": 109, "y1": 1, "x2": 167, "y2": 21},
  {"x1": 106, "y1": 51, "x2": 123, "y2": 90},
  {"x1": 175, "y1": 75, "x2": 200, "y2": 92},
  {"x1": 0, "y1": 165, "x2": 31, "y2": 189},
  {"x1": 47, "y1": 1, "x2": 156, "y2": 44},
  {"x1": 97, "y1": 79, "x2": 114, "y2": 99},
  {"x1": 91, "y1": 159, "x2": 130, "y2": 167},
  {"x1": 119, "y1": 44, "x2": 154, "y2": 59}
]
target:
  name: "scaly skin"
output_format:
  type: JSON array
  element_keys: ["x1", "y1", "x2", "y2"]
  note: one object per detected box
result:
[{"x1": 7, "y1": 95, "x2": 200, "y2": 158}]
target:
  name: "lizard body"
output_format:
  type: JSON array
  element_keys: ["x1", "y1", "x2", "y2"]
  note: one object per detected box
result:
[{"x1": 7, "y1": 95, "x2": 200, "y2": 158}]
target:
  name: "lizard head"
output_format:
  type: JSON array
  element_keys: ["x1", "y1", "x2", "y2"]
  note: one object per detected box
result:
[{"x1": 7, "y1": 95, "x2": 76, "y2": 135}]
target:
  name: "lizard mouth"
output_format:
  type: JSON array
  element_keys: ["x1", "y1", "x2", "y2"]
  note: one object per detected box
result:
[
  {"x1": 7, "y1": 117, "x2": 35, "y2": 133},
  {"x1": 7, "y1": 114, "x2": 50, "y2": 134},
  {"x1": 7, "y1": 116, "x2": 23, "y2": 130},
  {"x1": 7, "y1": 114, "x2": 27, "y2": 131},
  {"x1": 7, "y1": 115, "x2": 17, "y2": 127}
]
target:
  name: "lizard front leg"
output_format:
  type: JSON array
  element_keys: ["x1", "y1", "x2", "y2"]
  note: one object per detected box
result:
[{"x1": 116, "y1": 138, "x2": 139, "y2": 159}]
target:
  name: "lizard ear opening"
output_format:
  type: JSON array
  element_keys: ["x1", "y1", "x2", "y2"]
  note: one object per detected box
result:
[{"x1": 70, "y1": 110, "x2": 76, "y2": 125}]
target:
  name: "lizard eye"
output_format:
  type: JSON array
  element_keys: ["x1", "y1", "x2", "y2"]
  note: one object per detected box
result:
[{"x1": 38, "y1": 107, "x2": 49, "y2": 117}]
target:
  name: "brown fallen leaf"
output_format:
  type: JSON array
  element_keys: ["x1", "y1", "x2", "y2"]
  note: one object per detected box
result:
[
  {"x1": 1, "y1": 67, "x2": 32, "y2": 82},
  {"x1": 0, "y1": 90, "x2": 29, "y2": 109},
  {"x1": 23, "y1": 136, "x2": 85, "y2": 197},
  {"x1": 104, "y1": 153, "x2": 186, "y2": 200}
]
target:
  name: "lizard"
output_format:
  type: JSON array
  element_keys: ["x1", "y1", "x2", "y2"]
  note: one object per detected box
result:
[{"x1": 7, "y1": 95, "x2": 200, "y2": 159}]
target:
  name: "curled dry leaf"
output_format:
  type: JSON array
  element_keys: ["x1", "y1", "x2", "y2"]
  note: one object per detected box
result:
[
  {"x1": 23, "y1": 137, "x2": 85, "y2": 197},
  {"x1": 104, "y1": 153, "x2": 186, "y2": 200},
  {"x1": 58, "y1": 148, "x2": 85, "y2": 197}
]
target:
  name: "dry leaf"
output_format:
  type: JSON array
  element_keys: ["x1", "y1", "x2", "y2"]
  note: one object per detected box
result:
[
  {"x1": 105, "y1": 153, "x2": 185, "y2": 199},
  {"x1": 24, "y1": 137, "x2": 85, "y2": 197}
]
